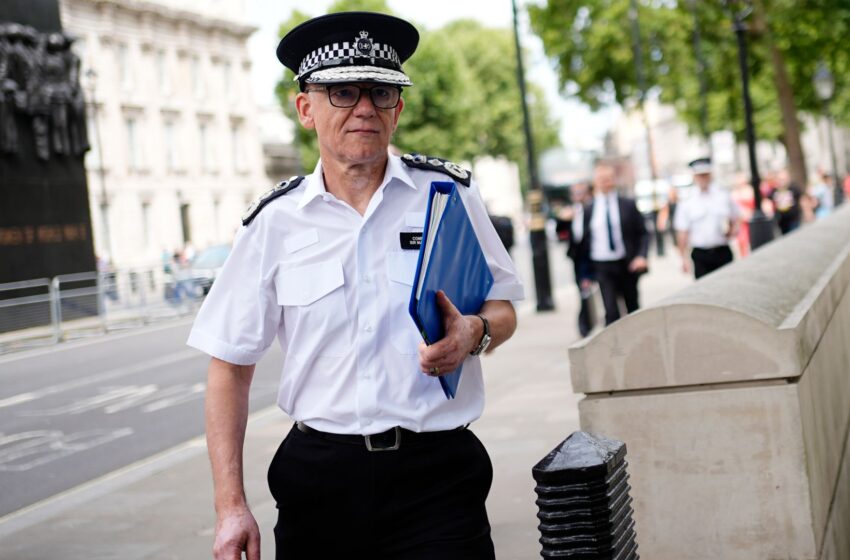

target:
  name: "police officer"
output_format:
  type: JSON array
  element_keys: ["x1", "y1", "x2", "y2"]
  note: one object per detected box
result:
[
  {"x1": 187, "y1": 11, "x2": 524, "y2": 560},
  {"x1": 674, "y1": 157, "x2": 740, "y2": 278}
]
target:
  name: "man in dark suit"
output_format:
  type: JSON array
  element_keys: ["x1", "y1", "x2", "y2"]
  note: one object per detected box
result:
[{"x1": 573, "y1": 162, "x2": 649, "y2": 325}]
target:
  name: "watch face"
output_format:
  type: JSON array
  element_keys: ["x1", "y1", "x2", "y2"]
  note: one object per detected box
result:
[{"x1": 473, "y1": 333, "x2": 492, "y2": 356}]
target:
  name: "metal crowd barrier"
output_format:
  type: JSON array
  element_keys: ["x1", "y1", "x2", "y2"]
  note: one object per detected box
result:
[{"x1": 0, "y1": 267, "x2": 203, "y2": 355}]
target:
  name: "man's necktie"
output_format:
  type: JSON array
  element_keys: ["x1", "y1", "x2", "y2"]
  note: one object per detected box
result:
[{"x1": 605, "y1": 197, "x2": 616, "y2": 251}]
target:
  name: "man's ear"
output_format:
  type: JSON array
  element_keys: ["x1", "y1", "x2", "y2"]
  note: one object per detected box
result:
[
  {"x1": 391, "y1": 97, "x2": 404, "y2": 132},
  {"x1": 295, "y1": 91, "x2": 315, "y2": 130}
]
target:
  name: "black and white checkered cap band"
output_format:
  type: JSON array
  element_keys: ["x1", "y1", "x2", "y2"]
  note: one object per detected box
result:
[{"x1": 296, "y1": 40, "x2": 402, "y2": 80}]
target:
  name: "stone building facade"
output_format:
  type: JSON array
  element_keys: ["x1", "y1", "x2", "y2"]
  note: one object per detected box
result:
[{"x1": 60, "y1": 0, "x2": 267, "y2": 268}]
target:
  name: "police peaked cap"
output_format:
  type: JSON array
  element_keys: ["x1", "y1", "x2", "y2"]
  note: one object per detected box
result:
[
  {"x1": 688, "y1": 157, "x2": 712, "y2": 174},
  {"x1": 277, "y1": 11, "x2": 419, "y2": 89}
]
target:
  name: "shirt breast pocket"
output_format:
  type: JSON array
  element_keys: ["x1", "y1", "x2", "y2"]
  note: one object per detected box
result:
[
  {"x1": 386, "y1": 251, "x2": 423, "y2": 356},
  {"x1": 276, "y1": 259, "x2": 351, "y2": 358}
]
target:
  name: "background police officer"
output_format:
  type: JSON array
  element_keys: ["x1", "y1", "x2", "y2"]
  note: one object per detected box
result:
[{"x1": 674, "y1": 157, "x2": 740, "y2": 278}]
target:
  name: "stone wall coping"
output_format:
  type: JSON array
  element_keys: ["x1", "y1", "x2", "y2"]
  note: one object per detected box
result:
[{"x1": 569, "y1": 205, "x2": 850, "y2": 394}]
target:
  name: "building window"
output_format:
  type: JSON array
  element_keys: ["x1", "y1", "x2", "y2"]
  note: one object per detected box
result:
[
  {"x1": 125, "y1": 116, "x2": 142, "y2": 171},
  {"x1": 199, "y1": 122, "x2": 208, "y2": 173},
  {"x1": 180, "y1": 203, "x2": 192, "y2": 244},
  {"x1": 223, "y1": 60, "x2": 233, "y2": 100},
  {"x1": 86, "y1": 110, "x2": 101, "y2": 169},
  {"x1": 192, "y1": 55, "x2": 204, "y2": 99},
  {"x1": 157, "y1": 50, "x2": 171, "y2": 95},
  {"x1": 117, "y1": 43, "x2": 132, "y2": 90},
  {"x1": 141, "y1": 201, "x2": 152, "y2": 248},
  {"x1": 164, "y1": 120, "x2": 177, "y2": 172},
  {"x1": 231, "y1": 122, "x2": 246, "y2": 173}
]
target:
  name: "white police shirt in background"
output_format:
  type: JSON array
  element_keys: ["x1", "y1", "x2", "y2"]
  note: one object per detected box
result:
[
  {"x1": 187, "y1": 154, "x2": 525, "y2": 435},
  {"x1": 673, "y1": 184, "x2": 740, "y2": 249}
]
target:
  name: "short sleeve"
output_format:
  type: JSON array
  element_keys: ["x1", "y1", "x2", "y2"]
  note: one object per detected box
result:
[
  {"x1": 460, "y1": 180, "x2": 525, "y2": 302},
  {"x1": 186, "y1": 224, "x2": 281, "y2": 365}
]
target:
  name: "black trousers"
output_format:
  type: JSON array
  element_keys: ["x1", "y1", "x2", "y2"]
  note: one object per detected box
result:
[
  {"x1": 572, "y1": 260, "x2": 593, "y2": 337},
  {"x1": 268, "y1": 424, "x2": 495, "y2": 559},
  {"x1": 691, "y1": 246, "x2": 733, "y2": 279},
  {"x1": 593, "y1": 259, "x2": 640, "y2": 326}
]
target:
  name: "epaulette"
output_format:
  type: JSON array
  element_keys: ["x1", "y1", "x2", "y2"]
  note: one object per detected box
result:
[
  {"x1": 242, "y1": 176, "x2": 305, "y2": 226},
  {"x1": 401, "y1": 153, "x2": 471, "y2": 187}
]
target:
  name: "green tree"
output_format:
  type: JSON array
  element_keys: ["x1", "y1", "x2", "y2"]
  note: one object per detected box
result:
[
  {"x1": 528, "y1": 0, "x2": 850, "y2": 185},
  {"x1": 275, "y1": 3, "x2": 561, "y2": 180}
]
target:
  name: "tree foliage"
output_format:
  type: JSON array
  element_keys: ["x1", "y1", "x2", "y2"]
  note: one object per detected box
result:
[
  {"x1": 275, "y1": 2, "x2": 561, "y2": 181},
  {"x1": 528, "y1": 0, "x2": 850, "y2": 174}
]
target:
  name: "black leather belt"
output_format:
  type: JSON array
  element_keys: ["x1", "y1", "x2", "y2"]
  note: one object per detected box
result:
[{"x1": 295, "y1": 421, "x2": 467, "y2": 452}]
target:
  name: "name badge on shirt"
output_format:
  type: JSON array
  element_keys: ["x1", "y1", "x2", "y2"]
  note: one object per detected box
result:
[{"x1": 400, "y1": 232, "x2": 422, "y2": 250}]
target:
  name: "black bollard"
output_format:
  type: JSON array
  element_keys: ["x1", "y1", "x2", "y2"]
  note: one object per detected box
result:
[{"x1": 532, "y1": 431, "x2": 639, "y2": 559}]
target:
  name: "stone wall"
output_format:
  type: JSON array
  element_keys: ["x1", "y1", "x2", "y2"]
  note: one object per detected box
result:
[{"x1": 568, "y1": 205, "x2": 850, "y2": 559}]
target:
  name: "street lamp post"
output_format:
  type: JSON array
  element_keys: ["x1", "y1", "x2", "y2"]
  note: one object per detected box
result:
[
  {"x1": 725, "y1": 0, "x2": 774, "y2": 250},
  {"x1": 628, "y1": 0, "x2": 664, "y2": 257},
  {"x1": 813, "y1": 62, "x2": 843, "y2": 207},
  {"x1": 689, "y1": 0, "x2": 712, "y2": 156},
  {"x1": 512, "y1": 0, "x2": 554, "y2": 312},
  {"x1": 84, "y1": 68, "x2": 113, "y2": 262}
]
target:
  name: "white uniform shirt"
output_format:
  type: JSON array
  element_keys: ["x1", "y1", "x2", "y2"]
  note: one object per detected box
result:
[
  {"x1": 673, "y1": 184, "x2": 740, "y2": 249},
  {"x1": 588, "y1": 192, "x2": 626, "y2": 262},
  {"x1": 187, "y1": 155, "x2": 524, "y2": 435}
]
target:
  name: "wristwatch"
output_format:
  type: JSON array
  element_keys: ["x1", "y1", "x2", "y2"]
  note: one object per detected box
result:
[{"x1": 470, "y1": 314, "x2": 492, "y2": 356}]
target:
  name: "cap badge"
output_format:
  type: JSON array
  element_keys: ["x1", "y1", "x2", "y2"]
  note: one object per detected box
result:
[
  {"x1": 356, "y1": 30, "x2": 375, "y2": 55},
  {"x1": 354, "y1": 30, "x2": 377, "y2": 64}
]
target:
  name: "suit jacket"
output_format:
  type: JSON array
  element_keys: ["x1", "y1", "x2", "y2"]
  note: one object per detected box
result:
[{"x1": 575, "y1": 196, "x2": 650, "y2": 265}]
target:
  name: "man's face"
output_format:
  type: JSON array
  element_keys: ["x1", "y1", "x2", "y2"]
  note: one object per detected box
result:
[
  {"x1": 295, "y1": 82, "x2": 403, "y2": 166},
  {"x1": 572, "y1": 183, "x2": 589, "y2": 202},
  {"x1": 694, "y1": 172, "x2": 711, "y2": 190},
  {"x1": 593, "y1": 165, "x2": 616, "y2": 194}
]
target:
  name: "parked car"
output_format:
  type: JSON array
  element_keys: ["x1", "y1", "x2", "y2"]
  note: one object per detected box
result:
[{"x1": 188, "y1": 244, "x2": 231, "y2": 295}]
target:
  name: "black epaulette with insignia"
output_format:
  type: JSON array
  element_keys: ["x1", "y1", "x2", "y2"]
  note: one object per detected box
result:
[
  {"x1": 242, "y1": 176, "x2": 305, "y2": 226},
  {"x1": 400, "y1": 153, "x2": 471, "y2": 187}
]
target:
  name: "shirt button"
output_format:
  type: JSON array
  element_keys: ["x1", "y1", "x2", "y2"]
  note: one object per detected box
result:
[
  {"x1": 363, "y1": 419, "x2": 372, "y2": 426},
  {"x1": 364, "y1": 325, "x2": 373, "y2": 332},
  {"x1": 362, "y1": 275, "x2": 371, "y2": 283}
]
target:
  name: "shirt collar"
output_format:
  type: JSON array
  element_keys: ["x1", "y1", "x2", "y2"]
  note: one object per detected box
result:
[{"x1": 296, "y1": 155, "x2": 418, "y2": 211}]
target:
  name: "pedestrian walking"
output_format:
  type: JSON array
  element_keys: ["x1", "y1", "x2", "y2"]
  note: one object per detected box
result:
[
  {"x1": 560, "y1": 182, "x2": 595, "y2": 337},
  {"x1": 674, "y1": 158, "x2": 739, "y2": 279},
  {"x1": 809, "y1": 171, "x2": 834, "y2": 219},
  {"x1": 572, "y1": 162, "x2": 649, "y2": 326},
  {"x1": 730, "y1": 173, "x2": 754, "y2": 257},
  {"x1": 187, "y1": 11, "x2": 524, "y2": 560},
  {"x1": 770, "y1": 169, "x2": 803, "y2": 234}
]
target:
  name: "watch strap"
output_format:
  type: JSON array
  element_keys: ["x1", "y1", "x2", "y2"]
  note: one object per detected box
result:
[{"x1": 470, "y1": 314, "x2": 491, "y2": 356}]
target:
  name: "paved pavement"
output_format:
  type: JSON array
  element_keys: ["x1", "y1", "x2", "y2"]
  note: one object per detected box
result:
[{"x1": 0, "y1": 243, "x2": 692, "y2": 559}]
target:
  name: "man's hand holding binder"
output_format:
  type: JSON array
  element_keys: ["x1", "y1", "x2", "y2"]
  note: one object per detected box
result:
[{"x1": 417, "y1": 290, "x2": 486, "y2": 378}]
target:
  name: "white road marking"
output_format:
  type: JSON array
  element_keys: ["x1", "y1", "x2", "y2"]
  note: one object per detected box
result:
[
  {"x1": 0, "y1": 428, "x2": 134, "y2": 472},
  {"x1": 18, "y1": 383, "x2": 207, "y2": 417},
  {"x1": 0, "y1": 349, "x2": 200, "y2": 410},
  {"x1": 0, "y1": 406, "x2": 282, "y2": 540}
]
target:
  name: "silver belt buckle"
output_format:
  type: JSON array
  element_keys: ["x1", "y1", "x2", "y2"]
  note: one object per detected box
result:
[{"x1": 365, "y1": 427, "x2": 401, "y2": 452}]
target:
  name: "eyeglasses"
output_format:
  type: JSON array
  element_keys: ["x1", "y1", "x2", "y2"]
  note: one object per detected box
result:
[{"x1": 306, "y1": 84, "x2": 402, "y2": 109}]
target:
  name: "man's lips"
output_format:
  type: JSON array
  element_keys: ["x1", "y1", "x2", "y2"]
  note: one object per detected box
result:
[{"x1": 348, "y1": 129, "x2": 379, "y2": 134}]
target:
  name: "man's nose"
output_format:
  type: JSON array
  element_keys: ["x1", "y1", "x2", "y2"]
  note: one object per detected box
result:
[{"x1": 352, "y1": 90, "x2": 377, "y2": 115}]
